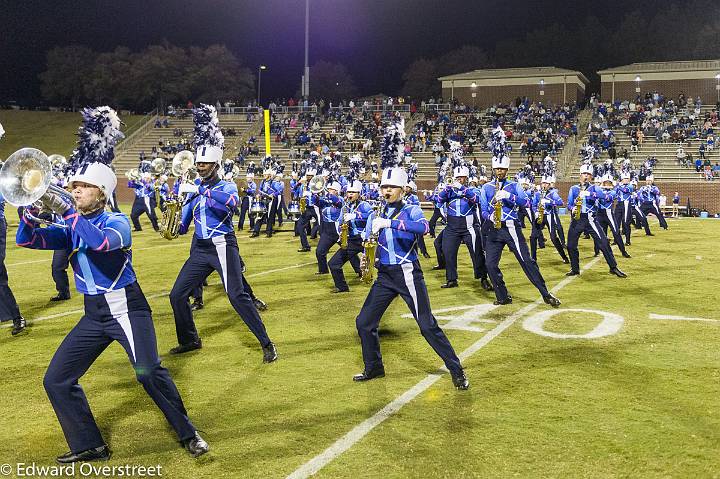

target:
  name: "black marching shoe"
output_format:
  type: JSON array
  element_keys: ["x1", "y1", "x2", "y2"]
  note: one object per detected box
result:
[
  {"x1": 451, "y1": 369, "x2": 470, "y2": 390},
  {"x1": 266, "y1": 232, "x2": 273, "y2": 238},
  {"x1": 645, "y1": 233, "x2": 654, "y2": 236},
  {"x1": 621, "y1": 252, "x2": 632, "y2": 258},
  {"x1": 493, "y1": 296, "x2": 513, "y2": 305},
  {"x1": 249, "y1": 232, "x2": 260, "y2": 238},
  {"x1": 480, "y1": 277, "x2": 494, "y2": 291},
  {"x1": 431, "y1": 265, "x2": 445, "y2": 271},
  {"x1": 190, "y1": 300, "x2": 204, "y2": 311},
  {"x1": 562, "y1": 258, "x2": 570, "y2": 264},
  {"x1": 566, "y1": 270, "x2": 580, "y2": 276},
  {"x1": 262, "y1": 342, "x2": 278, "y2": 363},
  {"x1": 441, "y1": 280, "x2": 458, "y2": 289},
  {"x1": 182, "y1": 432, "x2": 209, "y2": 458},
  {"x1": 331, "y1": 287, "x2": 349, "y2": 293},
  {"x1": 298, "y1": 247, "x2": 311, "y2": 252},
  {"x1": 253, "y1": 297, "x2": 268, "y2": 311},
  {"x1": 170, "y1": 340, "x2": 202, "y2": 354},
  {"x1": 610, "y1": 267, "x2": 627, "y2": 278},
  {"x1": 315, "y1": 271, "x2": 329, "y2": 275},
  {"x1": 50, "y1": 293, "x2": 71, "y2": 302},
  {"x1": 57, "y1": 445, "x2": 111, "y2": 464},
  {"x1": 353, "y1": 365, "x2": 385, "y2": 382},
  {"x1": 11, "y1": 316, "x2": 27, "y2": 336},
  {"x1": 543, "y1": 294, "x2": 561, "y2": 308}
]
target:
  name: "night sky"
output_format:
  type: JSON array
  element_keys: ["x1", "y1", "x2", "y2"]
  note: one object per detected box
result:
[{"x1": 0, "y1": 0, "x2": 682, "y2": 103}]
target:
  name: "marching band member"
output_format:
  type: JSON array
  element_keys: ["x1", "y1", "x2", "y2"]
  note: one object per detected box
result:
[
  {"x1": 595, "y1": 175, "x2": 631, "y2": 258},
  {"x1": 436, "y1": 142, "x2": 491, "y2": 291},
  {"x1": 16, "y1": 107, "x2": 208, "y2": 460},
  {"x1": 0, "y1": 121, "x2": 26, "y2": 335},
  {"x1": 352, "y1": 119, "x2": 469, "y2": 390},
  {"x1": 250, "y1": 168, "x2": 279, "y2": 238},
  {"x1": 272, "y1": 171, "x2": 286, "y2": 228},
  {"x1": 478, "y1": 127, "x2": 561, "y2": 307},
  {"x1": 637, "y1": 175, "x2": 669, "y2": 235},
  {"x1": 168, "y1": 105, "x2": 277, "y2": 363},
  {"x1": 314, "y1": 180, "x2": 344, "y2": 275},
  {"x1": 128, "y1": 171, "x2": 159, "y2": 232},
  {"x1": 238, "y1": 168, "x2": 256, "y2": 230},
  {"x1": 614, "y1": 172, "x2": 634, "y2": 245},
  {"x1": 530, "y1": 174, "x2": 569, "y2": 264},
  {"x1": 328, "y1": 179, "x2": 370, "y2": 292},
  {"x1": 294, "y1": 166, "x2": 319, "y2": 252},
  {"x1": 566, "y1": 164, "x2": 627, "y2": 278},
  {"x1": 425, "y1": 182, "x2": 445, "y2": 238}
]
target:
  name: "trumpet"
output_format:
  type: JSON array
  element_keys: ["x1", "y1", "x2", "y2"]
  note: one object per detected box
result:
[{"x1": 0, "y1": 148, "x2": 75, "y2": 228}]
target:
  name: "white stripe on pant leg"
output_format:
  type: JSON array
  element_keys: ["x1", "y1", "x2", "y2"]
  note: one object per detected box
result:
[
  {"x1": 400, "y1": 262, "x2": 419, "y2": 318},
  {"x1": 144, "y1": 197, "x2": 151, "y2": 212},
  {"x1": 506, "y1": 220, "x2": 524, "y2": 261},
  {"x1": 465, "y1": 215, "x2": 476, "y2": 254},
  {"x1": 105, "y1": 289, "x2": 136, "y2": 362},
  {"x1": 624, "y1": 200, "x2": 629, "y2": 223},
  {"x1": 606, "y1": 208, "x2": 618, "y2": 232},
  {"x1": 587, "y1": 213, "x2": 602, "y2": 237},
  {"x1": 211, "y1": 236, "x2": 229, "y2": 292}
]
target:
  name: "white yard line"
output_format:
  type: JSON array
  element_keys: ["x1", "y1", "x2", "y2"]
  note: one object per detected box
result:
[
  {"x1": 649, "y1": 313, "x2": 718, "y2": 323},
  {"x1": 1, "y1": 262, "x2": 315, "y2": 328},
  {"x1": 287, "y1": 257, "x2": 602, "y2": 479}
]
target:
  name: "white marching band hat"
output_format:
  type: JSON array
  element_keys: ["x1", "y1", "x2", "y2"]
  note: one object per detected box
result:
[
  {"x1": 453, "y1": 165, "x2": 470, "y2": 178},
  {"x1": 327, "y1": 181, "x2": 341, "y2": 192},
  {"x1": 346, "y1": 180, "x2": 362, "y2": 193},
  {"x1": 380, "y1": 167, "x2": 408, "y2": 188},
  {"x1": 580, "y1": 163, "x2": 594, "y2": 175},
  {"x1": 541, "y1": 175, "x2": 555, "y2": 183},
  {"x1": 491, "y1": 154, "x2": 510, "y2": 169}
]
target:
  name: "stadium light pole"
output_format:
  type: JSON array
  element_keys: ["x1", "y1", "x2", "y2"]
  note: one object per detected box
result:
[
  {"x1": 303, "y1": 0, "x2": 310, "y2": 101},
  {"x1": 539, "y1": 79, "x2": 545, "y2": 99},
  {"x1": 257, "y1": 65, "x2": 267, "y2": 107},
  {"x1": 635, "y1": 75, "x2": 641, "y2": 95},
  {"x1": 715, "y1": 74, "x2": 720, "y2": 103},
  {"x1": 471, "y1": 82, "x2": 477, "y2": 108}
]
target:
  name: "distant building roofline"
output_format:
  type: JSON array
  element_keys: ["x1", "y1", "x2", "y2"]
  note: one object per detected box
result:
[{"x1": 438, "y1": 66, "x2": 589, "y2": 84}]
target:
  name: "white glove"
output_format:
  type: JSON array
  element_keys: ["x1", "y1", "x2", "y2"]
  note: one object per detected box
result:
[
  {"x1": 40, "y1": 192, "x2": 72, "y2": 215},
  {"x1": 496, "y1": 190, "x2": 511, "y2": 200},
  {"x1": 179, "y1": 183, "x2": 199, "y2": 195},
  {"x1": 579, "y1": 190, "x2": 591, "y2": 198},
  {"x1": 343, "y1": 213, "x2": 356, "y2": 222},
  {"x1": 542, "y1": 198, "x2": 552, "y2": 205},
  {"x1": 371, "y1": 217, "x2": 391, "y2": 235}
]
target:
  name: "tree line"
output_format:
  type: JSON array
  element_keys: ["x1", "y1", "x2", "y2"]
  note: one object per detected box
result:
[{"x1": 40, "y1": 42, "x2": 256, "y2": 112}]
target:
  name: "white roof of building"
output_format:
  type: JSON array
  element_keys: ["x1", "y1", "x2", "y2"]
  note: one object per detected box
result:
[
  {"x1": 438, "y1": 66, "x2": 589, "y2": 84},
  {"x1": 598, "y1": 60, "x2": 720, "y2": 74}
]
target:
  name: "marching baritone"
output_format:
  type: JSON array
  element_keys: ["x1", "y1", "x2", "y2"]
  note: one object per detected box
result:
[{"x1": 15, "y1": 107, "x2": 209, "y2": 460}]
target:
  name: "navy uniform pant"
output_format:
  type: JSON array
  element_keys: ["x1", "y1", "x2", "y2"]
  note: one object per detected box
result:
[
  {"x1": 355, "y1": 261, "x2": 463, "y2": 376},
  {"x1": 441, "y1": 215, "x2": 487, "y2": 282},
  {"x1": 485, "y1": 220, "x2": 550, "y2": 302},
  {"x1": 614, "y1": 200, "x2": 632, "y2": 244},
  {"x1": 428, "y1": 207, "x2": 443, "y2": 237},
  {"x1": 170, "y1": 234, "x2": 271, "y2": 347},
  {"x1": 238, "y1": 196, "x2": 254, "y2": 230},
  {"x1": 639, "y1": 202, "x2": 668, "y2": 233},
  {"x1": 328, "y1": 236, "x2": 363, "y2": 290},
  {"x1": 0, "y1": 218, "x2": 22, "y2": 322},
  {"x1": 596, "y1": 208, "x2": 628, "y2": 256},
  {"x1": 130, "y1": 196, "x2": 159, "y2": 231},
  {"x1": 297, "y1": 208, "x2": 317, "y2": 249},
  {"x1": 552, "y1": 210, "x2": 566, "y2": 247},
  {"x1": 52, "y1": 248, "x2": 71, "y2": 297},
  {"x1": 531, "y1": 214, "x2": 568, "y2": 263},
  {"x1": 316, "y1": 221, "x2": 339, "y2": 273},
  {"x1": 567, "y1": 213, "x2": 617, "y2": 272},
  {"x1": 253, "y1": 198, "x2": 277, "y2": 235},
  {"x1": 433, "y1": 229, "x2": 446, "y2": 269},
  {"x1": 44, "y1": 283, "x2": 196, "y2": 453}
]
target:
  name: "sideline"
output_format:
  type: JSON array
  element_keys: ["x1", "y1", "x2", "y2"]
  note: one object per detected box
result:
[{"x1": 286, "y1": 257, "x2": 602, "y2": 479}]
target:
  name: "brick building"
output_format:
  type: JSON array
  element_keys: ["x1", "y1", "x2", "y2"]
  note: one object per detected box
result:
[
  {"x1": 438, "y1": 67, "x2": 588, "y2": 108},
  {"x1": 598, "y1": 60, "x2": 720, "y2": 104}
]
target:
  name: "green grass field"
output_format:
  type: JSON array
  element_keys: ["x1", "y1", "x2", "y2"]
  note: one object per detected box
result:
[
  {"x1": 0, "y1": 208, "x2": 718, "y2": 479},
  {"x1": 0, "y1": 110, "x2": 145, "y2": 160}
]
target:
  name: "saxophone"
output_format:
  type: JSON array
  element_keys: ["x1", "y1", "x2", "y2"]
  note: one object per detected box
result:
[
  {"x1": 361, "y1": 233, "x2": 378, "y2": 284},
  {"x1": 339, "y1": 204, "x2": 350, "y2": 248},
  {"x1": 493, "y1": 179, "x2": 503, "y2": 229},
  {"x1": 537, "y1": 191, "x2": 546, "y2": 225},
  {"x1": 573, "y1": 183, "x2": 585, "y2": 221},
  {"x1": 299, "y1": 196, "x2": 307, "y2": 214}
]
